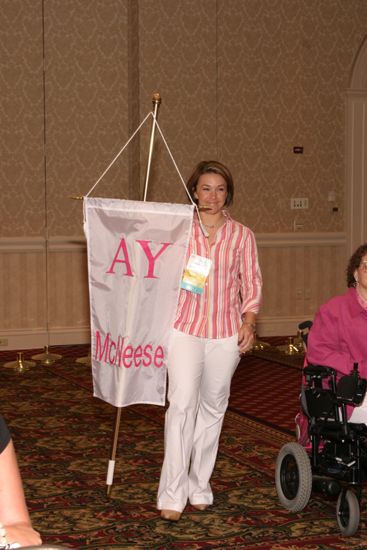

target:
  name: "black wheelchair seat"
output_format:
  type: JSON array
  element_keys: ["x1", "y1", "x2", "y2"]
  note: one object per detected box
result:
[{"x1": 303, "y1": 363, "x2": 367, "y2": 419}]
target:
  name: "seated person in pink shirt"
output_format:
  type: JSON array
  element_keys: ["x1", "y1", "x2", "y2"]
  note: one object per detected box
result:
[
  {"x1": 157, "y1": 161, "x2": 262, "y2": 521},
  {"x1": 307, "y1": 242, "x2": 367, "y2": 423}
]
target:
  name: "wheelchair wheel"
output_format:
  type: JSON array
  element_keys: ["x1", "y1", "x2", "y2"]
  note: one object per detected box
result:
[
  {"x1": 336, "y1": 489, "x2": 360, "y2": 536},
  {"x1": 275, "y1": 442, "x2": 312, "y2": 512}
]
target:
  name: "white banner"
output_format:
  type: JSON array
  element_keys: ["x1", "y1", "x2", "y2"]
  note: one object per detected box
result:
[{"x1": 83, "y1": 197, "x2": 193, "y2": 407}]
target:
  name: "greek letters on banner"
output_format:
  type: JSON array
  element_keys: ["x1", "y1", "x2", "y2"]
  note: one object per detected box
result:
[{"x1": 84, "y1": 197, "x2": 194, "y2": 408}]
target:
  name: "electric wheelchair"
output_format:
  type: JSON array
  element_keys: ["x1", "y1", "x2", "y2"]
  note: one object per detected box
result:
[{"x1": 275, "y1": 360, "x2": 367, "y2": 536}]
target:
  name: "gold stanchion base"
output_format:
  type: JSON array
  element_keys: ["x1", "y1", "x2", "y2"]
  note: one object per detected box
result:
[
  {"x1": 276, "y1": 336, "x2": 305, "y2": 356},
  {"x1": 76, "y1": 352, "x2": 91, "y2": 366},
  {"x1": 252, "y1": 339, "x2": 271, "y2": 352},
  {"x1": 3, "y1": 352, "x2": 36, "y2": 373},
  {"x1": 277, "y1": 344, "x2": 302, "y2": 355},
  {"x1": 31, "y1": 345, "x2": 62, "y2": 365}
]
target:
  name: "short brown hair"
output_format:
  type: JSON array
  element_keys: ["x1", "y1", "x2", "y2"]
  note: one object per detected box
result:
[
  {"x1": 186, "y1": 160, "x2": 234, "y2": 207},
  {"x1": 346, "y1": 243, "x2": 367, "y2": 287}
]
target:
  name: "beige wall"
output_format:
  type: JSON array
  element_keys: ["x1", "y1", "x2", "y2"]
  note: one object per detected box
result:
[{"x1": 1, "y1": 0, "x2": 367, "y2": 349}]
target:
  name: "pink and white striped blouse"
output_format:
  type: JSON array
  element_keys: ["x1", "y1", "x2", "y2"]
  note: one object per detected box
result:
[{"x1": 174, "y1": 213, "x2": 262, "y2": 339}]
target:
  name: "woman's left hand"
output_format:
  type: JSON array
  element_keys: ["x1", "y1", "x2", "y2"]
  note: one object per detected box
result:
[{"x1": 238, "y1": 323, "x2": 255, "y2": 354}]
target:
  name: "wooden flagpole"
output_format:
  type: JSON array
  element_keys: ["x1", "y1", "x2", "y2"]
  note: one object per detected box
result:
[{"x1": 106, "y1": 92, "x2": 162, "y2": 497}]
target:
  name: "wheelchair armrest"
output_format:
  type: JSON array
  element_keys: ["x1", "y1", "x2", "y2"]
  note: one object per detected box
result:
[{"x1": 304, "y1": 364, "x2": 337, "y2": 379}]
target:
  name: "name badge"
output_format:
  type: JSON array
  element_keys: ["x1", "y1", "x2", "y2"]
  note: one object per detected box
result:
[{"x1": 180, "y1": 254, "x2": 212, "y2": 294}]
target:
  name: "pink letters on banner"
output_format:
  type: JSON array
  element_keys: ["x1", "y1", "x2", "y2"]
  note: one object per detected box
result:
[
  {"x1": 95, "y1": 330, "x2": 164, "y2": 369},
  {"x1": 106, "y1": 238, "x2": 172, "y2": 279}
]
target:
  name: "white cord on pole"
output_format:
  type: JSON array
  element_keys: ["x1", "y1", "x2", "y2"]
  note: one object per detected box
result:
[
  {"x1": 153, "y1": 116, "x2": 208, "y2": 236},
  {"x1": 85, "y1": 111, "x2": 152, "y2": 197},
  {"x1": 84, "y1": 109, "x2": 208, "y2": 236}
]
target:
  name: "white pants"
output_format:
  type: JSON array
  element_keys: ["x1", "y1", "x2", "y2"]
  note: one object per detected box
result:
[{"x1": 157, "y1": 329, "x2": 241, "y2": 512}]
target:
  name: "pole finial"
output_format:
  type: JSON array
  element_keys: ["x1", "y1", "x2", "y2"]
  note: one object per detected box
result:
[{"x1": 152, "y1": 91, "x2": 162, "y2": 105}]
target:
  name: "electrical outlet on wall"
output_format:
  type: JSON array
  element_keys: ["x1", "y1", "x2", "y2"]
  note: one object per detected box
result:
[{"x1": 291, "y1": 198, "x2": 309, "y2": 209}]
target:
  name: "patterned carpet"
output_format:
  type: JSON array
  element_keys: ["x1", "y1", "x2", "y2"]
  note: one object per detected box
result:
[
  {"x1": 229, "y1": 354, "x2": 302, "y2": 434},
  {"x1": 1, "y1": 344, "x2": 367, "y2": 549}
]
